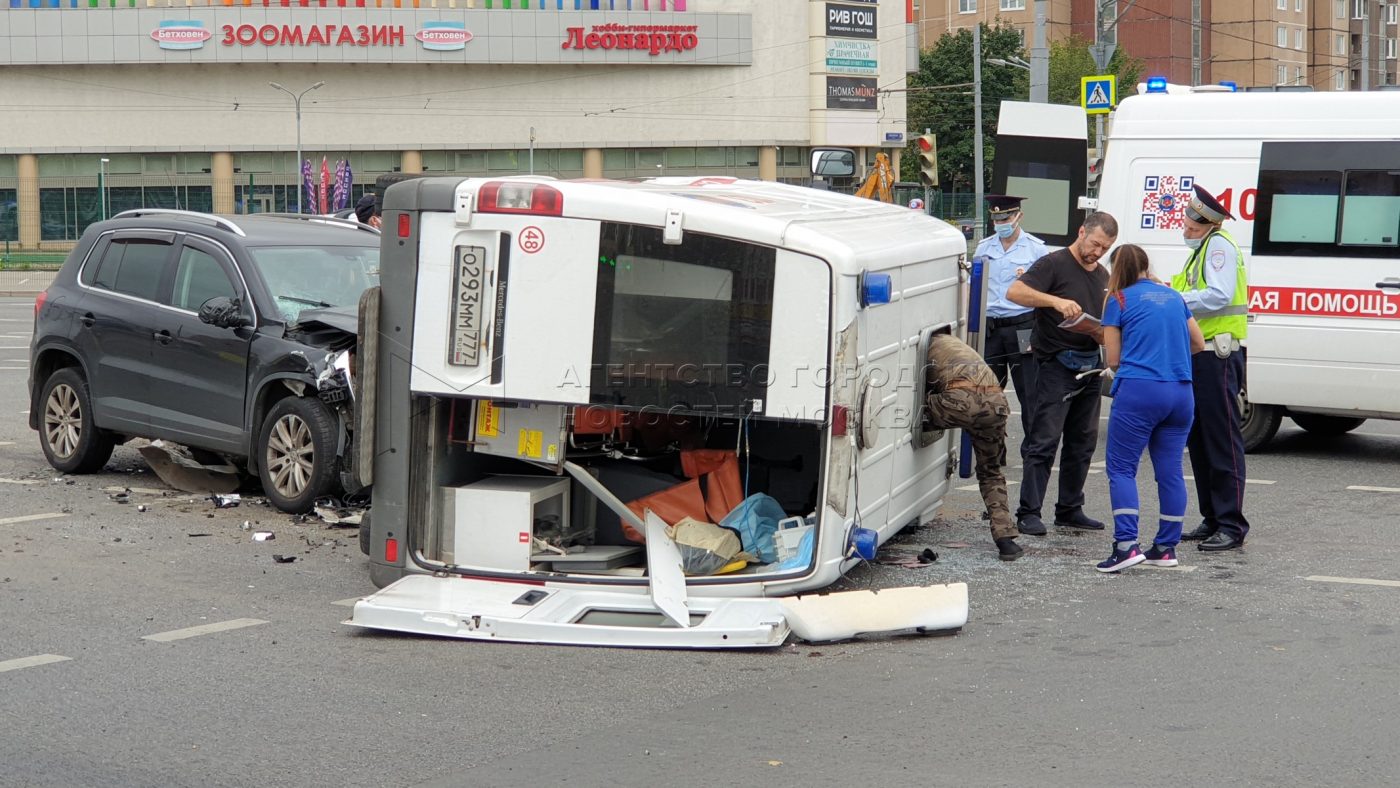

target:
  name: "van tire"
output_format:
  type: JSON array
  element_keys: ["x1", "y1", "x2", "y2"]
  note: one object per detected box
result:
[
  {"x1": 38, "y1": 368, "x2": 116, "y2": 474},
  {"x1": 257, "y1": 396, "x2": 339, "y2": 514},
  {"x1": 1289, "y1": 413, "x2": 1366, "y2": 437},
  {"x1": 1240, "y1": 398, "x2": 1281, "y2": 453}
]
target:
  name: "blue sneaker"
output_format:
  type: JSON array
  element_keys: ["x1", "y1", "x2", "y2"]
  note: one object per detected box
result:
[
  {"x1": 1143, "y1": 544, "x2": 1179, "y2": 567},
  {"x1": 1096, "y1": 543, "x2": 1145, "y2": 573}
]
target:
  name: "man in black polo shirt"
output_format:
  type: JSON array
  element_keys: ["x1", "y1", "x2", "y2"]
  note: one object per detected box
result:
[{"x1": 1005, "y1": 211, "x2": 1119, "y2": 536}]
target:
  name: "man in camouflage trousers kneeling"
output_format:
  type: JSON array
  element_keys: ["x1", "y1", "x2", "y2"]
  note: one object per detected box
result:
[{"x1": 924, "y1": 333, "x2": 1023, "y2": 561}]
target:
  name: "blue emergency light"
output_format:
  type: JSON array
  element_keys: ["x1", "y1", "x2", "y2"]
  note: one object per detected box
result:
[
  {"x1": 859, "y1": 271, "x2": 892, "y2": 307},
  {"x1": 1219, "y1": 81, "x2": 1238, "y2": 91},
  {"x1": 1146, "y1": 77, "x2": 1168, "y2": 94}
]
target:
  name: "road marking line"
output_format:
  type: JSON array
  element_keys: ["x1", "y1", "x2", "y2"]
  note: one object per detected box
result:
[
  {"x1": 1182, "y1": 475, "x2": 1275, "y2": 486},
  {"x1": 1306, "y1": 575, "x2": 1400, "y2": 588},
  {"x1": 1144, "y1": 565, "x2": 1196, "y2": 573},
  {"x1": 0, "y1": 346, "x2": 29, "y2": 349},
  {"x1": 0, "y1": 367, "x2": 29, "y2": 371},
  {"x1": 102, "y1": 485, "x2": 176, "y2": 496},
  {"x1": 0, "y1": 319, "x2": 28, "y2": 322},
  {"x1": 0, "y1": 654, "x2": 72, "y2": 674},
  {"x1": 1346, "y1": 485, "x2": 1400, "y2": 493},
  {"x1": 0, "y1": 512, "x2": 68, "y2": 526},
  {"x1": 956, "y1": 481, "x2": 1020, "y2": 492},
  {"x1": 0, "y1": 441, "x2": 16, "y2": 447},
  {"x1": 142, "y1": 618, "x2": 268, "y2": 643},
  {"x1": 0, "y1": 477, "x2": 41, "y2": 485},
  {"x1": 331, "y1": 597, "x2": 362, "y2": 608}
]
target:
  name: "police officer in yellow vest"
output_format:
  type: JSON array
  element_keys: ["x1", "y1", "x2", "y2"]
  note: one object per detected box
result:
[{"x1": 1173, "y1": 185, "x2": 1251, "y2": 552}]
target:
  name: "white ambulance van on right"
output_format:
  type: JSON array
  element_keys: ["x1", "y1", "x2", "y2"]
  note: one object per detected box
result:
[{"x1": 1097, "y1": 88, "x2": 1400, "y2": 451}]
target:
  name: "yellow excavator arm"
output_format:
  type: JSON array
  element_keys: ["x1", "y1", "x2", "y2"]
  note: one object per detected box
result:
[{"x1": 853, "y1": 152, "x2": 895, "y2": 203}]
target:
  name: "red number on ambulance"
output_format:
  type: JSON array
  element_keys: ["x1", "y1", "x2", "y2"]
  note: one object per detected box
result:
[{"x1": 1214, "y1": 188, "x2": 1257, "y2": 221}]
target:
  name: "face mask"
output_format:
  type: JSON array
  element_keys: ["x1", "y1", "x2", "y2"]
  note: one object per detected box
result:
[
  {"x1": 1184, "y1": 235, "x2": 1204, "y2": 250},
  {"x1": 995, "y1": 221, "x2": 1017, "y2": 239}
]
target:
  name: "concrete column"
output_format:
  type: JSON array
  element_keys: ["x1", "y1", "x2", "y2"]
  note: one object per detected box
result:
[
  {"x1": 582, "y1": 148, "x2": 603, "y2": 179},
  {"x1": 400, "y1": 150, "x2": 423, "y2": 174},
  {"x1": 758, "y1": 146, "x2": 778, "y2": 181},
  {"x1": 17, "y1": 154, "x2": 39, "y2": 250},
  {"x1": 211, "y1": 151, "x2": 235, "y2": 215}
]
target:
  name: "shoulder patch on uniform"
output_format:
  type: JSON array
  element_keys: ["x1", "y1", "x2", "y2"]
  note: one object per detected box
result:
[{"x1": 1209, "y1": 250, "x2": 1227, "y2": 271}]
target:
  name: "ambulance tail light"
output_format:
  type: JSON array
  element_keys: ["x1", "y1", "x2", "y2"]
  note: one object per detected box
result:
[
  {"x1": 477, "y1": 182, "x2": 564, "y2": 217},
  {"x1": 384, "y1": 537, "x2": 399, "y2": 564},
  {"x1": 397, "y1": 213, "x2": 411, "y2": 238}
]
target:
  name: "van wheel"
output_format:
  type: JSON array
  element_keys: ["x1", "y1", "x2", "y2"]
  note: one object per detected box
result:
[
  {"x1": 39, "y1": 368, "x2": 115, "y2": 474},
  {"x1": 1290, "y1": 413, "x2": 1366, "y2": 437},
  {"x1": 359, "y1": 509, "x2": 372, "y2": 557},
  {"x1": 1239, "y1": 396, "x2": 1280, "y2": 453},
  {"x1": 258, "y1": 397, "x2": 338, "y2": 514}
]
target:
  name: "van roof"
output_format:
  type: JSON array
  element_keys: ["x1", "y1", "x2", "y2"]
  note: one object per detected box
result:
[
  {"x1": 385, "y1": 176, "x2": 968, "y2": 275},
  {"x1": 1112, "y1": 91, "x2": 1400, "y2": 142}
]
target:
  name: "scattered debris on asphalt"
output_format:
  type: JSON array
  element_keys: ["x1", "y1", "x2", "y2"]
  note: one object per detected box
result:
[
  {"x1": 109, "y1": 490, "x2": 131, "y2": 504},
  {"x1": 137, "y1": 505, "x2": 148, "y2": 513},
  {"x1": 187, "y1": 533, "x2": 212, "y2": 538},
  {"x1": 252, "y1": 531, "x2": 275, "y2": 542},
  {"x1": 138, "y1": 440, "x2": 241, "y2": 495},
  {"x1": 271, "y1": 554, "x2": 297, "y2": 564},
  {"x1": 210, "y1": 493, "x2": 241, "y2": 509}
]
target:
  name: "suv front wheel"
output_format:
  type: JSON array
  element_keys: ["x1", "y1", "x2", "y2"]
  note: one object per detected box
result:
[
  {"x1": 258, "y1": 396, "x2": 338, "y2": 513},
  {"x1": 39, "y1": 367, "x2": 116, "y2": 474}
]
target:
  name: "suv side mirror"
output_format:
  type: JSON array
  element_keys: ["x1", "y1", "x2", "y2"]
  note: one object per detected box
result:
[
  {"x1": 810, "y1": 148, "x2": 856, "y2": 178},
  {"x1": 198, "y1": 297, "x2": 250, "y2": 329}
]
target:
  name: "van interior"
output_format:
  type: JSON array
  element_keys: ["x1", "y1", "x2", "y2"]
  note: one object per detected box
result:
[{"x1": 406, "y1": 395, "x2": 827, "y2": 582}]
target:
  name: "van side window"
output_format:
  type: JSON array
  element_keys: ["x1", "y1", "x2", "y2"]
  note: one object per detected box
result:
[
  {"x1": 1254, "y1": 140, "x2": 1400, "y2": 258},
  {"x1": 1340, "y1": 171, "x2": 1400, "y2": 248},
  {"x1": 591, "y1": 222, "x2": 776, "y2": 414},
  {"x1": 89, "y1": 238, "x2": 173, "y2": 302}
]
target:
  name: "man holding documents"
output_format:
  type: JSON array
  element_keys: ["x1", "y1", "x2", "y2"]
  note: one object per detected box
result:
[{"x1": 1005, "y1": 212, "x2": 1119, "y2": 536}]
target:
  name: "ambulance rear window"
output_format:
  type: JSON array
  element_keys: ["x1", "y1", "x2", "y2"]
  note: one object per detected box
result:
[{"x1": 591, "y1": 222, "x2": 774, "y2": 415}]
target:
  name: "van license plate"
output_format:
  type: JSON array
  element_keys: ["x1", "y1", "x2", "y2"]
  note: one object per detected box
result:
[{"x1": 449, "y1": 245, "x2": 487, "y2": 367}]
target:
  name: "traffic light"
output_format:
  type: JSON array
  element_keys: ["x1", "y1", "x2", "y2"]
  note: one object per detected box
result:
[{"x1": 917, "y1": 134, "x2": 939, "y2": 187}]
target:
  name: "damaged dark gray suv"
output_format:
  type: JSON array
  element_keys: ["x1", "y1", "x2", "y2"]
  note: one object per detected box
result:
[{"x1": 29, "y1": 209, "x2": 377, "y2": 513}]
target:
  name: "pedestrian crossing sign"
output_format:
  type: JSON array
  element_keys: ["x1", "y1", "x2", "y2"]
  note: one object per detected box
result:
[{"x1": 1082, "y1": 75, "x2": 1116, "y2": 115}]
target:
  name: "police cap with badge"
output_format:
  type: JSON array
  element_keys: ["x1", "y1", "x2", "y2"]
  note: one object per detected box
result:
[
  {"x1": 1184, "y1": 184, "x2": 1233, "y2": 225},
  {"x1": 985, "y1": 194, "x2": 1026, "y2": 221}
]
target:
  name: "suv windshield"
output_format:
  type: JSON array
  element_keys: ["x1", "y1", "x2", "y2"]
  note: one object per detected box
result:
[{"x1": 248, "y1": 244, "x2": 380, "y2": 322}]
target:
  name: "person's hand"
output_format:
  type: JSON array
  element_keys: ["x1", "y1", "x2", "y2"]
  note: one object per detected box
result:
[{"x1": 1055, "y1": 298, "x2": 1083, "y2": 320}]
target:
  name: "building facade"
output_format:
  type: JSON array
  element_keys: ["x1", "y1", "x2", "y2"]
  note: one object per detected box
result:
[
  {"x1": 916, "y1": 0, "x2": 1398, "y2": 93},
  {"x1": 0, "y1": 0, "x2": 916, "y2": 250}
]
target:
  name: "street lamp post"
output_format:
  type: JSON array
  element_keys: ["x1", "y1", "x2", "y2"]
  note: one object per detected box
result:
[
  {"x1": 268, "y1": 81, "x2": 325, "y2": 214},
  {"x1": 99, "y1": 157, "x2": 110, "y2": 221}
]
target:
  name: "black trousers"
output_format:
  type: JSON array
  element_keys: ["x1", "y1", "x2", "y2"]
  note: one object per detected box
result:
[
  {"x1": 1017, "y1": 357, "x2": 1102, "y2": 521},
  {"x1": 984, "y1": 317, "x2": 1038, "y2": 436},
  {"x1": 1187, "y1": 349, "x2": 1251, "y2": 540}
]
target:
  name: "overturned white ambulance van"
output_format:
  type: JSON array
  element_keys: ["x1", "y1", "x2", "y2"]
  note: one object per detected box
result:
[{"x1": 347, "y1": 176, "x2": 971, "y2": 649}]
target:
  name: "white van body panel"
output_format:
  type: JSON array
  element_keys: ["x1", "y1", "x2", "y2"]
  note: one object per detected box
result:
[
  {"x1": 357, "y1": 177, "x2": 972, "y2": 647},
  {"x1": 1098, "y1": 92, "x2": 1400, "y2": 420}
]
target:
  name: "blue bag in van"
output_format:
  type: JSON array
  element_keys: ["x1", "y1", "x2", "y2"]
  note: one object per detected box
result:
[{"x1": 719, "y1": 493, "x2": 785, "y2": 564}]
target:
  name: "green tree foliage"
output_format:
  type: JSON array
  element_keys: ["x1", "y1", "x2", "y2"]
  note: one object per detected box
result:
[{"x1": 902, "y1": 23, "x2": 1027, "y2": 190}]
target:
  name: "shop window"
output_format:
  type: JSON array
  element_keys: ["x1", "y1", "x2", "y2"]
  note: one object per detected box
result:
[
  {"x1": 637, "y1": 149, "x2": 665, "y2": 169},
  {"x1": 604, "y1": 149, "x2": 633, "y2": 171},
  {"x1": 455, "y1": 152, "x2": 485, "y2": 173},
  {"x1": 665, "y1": 148, "x2": 697, "y2": 168},
  {"x1": 782, "y1": 147, "x2": 803, "y2": 166},
  {"x1": 38, "y1": 186, "x2": 100, "y2": 242},
  {"x1": 696, "y1": 147, "x2": 727, "y2": 167},
  {"x1": 735, "y1": 147, "x2": 759, "y2": 167},
  {"x1": 486, "y1": 150, "x2": 520, "y2": 171},
  {"x1": 0, "y1": 188, "x2": 16, "y2": 242},
  {"x1": 554, "y1": 149, "x2": 584, "y2": 171}
]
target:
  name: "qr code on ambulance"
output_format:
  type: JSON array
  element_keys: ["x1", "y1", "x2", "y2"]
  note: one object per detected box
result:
[{"x1": 1140, "y1": 175, "x2": 1195, "y2": 230}]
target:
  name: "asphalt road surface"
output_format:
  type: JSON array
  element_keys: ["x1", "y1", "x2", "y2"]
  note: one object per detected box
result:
[{"x1": 2, "y1": 295, "x2": 1399, "y2": 787}]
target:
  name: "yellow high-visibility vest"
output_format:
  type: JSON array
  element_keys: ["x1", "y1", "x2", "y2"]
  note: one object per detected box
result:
[{"x1": 1171, "y1": 227, "x2": 1248, "y2": 340}]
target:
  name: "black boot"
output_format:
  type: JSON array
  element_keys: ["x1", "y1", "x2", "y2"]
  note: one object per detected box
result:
[
  {"x1": 1181, "y1": 521, "x2": 1216, "y2": 541},
  {"x1": 995, "y1": 538, "x2": 1024, "y2": 561}
]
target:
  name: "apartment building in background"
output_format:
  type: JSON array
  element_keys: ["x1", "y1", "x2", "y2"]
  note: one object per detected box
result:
[{"x1": 916, "y1": 0, "x2": 1398, "y2": 91}]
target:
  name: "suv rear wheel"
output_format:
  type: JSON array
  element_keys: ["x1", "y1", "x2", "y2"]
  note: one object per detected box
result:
[
  {"x1": 258, "y1": 396, "x2": 338, "y2": 513},
  {"x1": 39, "y1": 367, "x2": 116, "y2": 474}
]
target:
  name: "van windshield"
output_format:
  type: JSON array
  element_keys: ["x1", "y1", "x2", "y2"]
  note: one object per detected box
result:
[
  {"x1": 591, "y1": 222, "x2": 775, "y2": 415},
  {"x1": 248, "y1": 244, "x2": 381, "y2": 322}
]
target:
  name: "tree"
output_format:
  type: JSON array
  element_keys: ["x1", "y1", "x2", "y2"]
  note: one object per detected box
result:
[
  {"x1": 902, "y1": 23, "x2": 1028, "y2": 191},
  {"x1": 1047, "y1": 35, "x2": 1144, "y2": 136}
]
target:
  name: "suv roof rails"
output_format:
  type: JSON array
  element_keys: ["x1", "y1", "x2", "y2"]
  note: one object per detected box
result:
[
  {"x1": 110, "y1": 209, "x2": 247, "y2": 237},
  {"x1": 253, "y1": 212, "x2": 382, "y2": 235}
]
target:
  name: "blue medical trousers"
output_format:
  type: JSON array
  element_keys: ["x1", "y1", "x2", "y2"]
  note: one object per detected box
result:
[{"x1": 1106, "y1": 379, "x2": 1195, "y2": 546}]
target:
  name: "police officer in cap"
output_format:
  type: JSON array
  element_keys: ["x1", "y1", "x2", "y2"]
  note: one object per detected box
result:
[
  {"x1": 974, "y1": 195, "x2": 1047, "y2": 435},
  {"x1": 1173, "y1": 184, "x2": 1251, "y2": 551}
]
